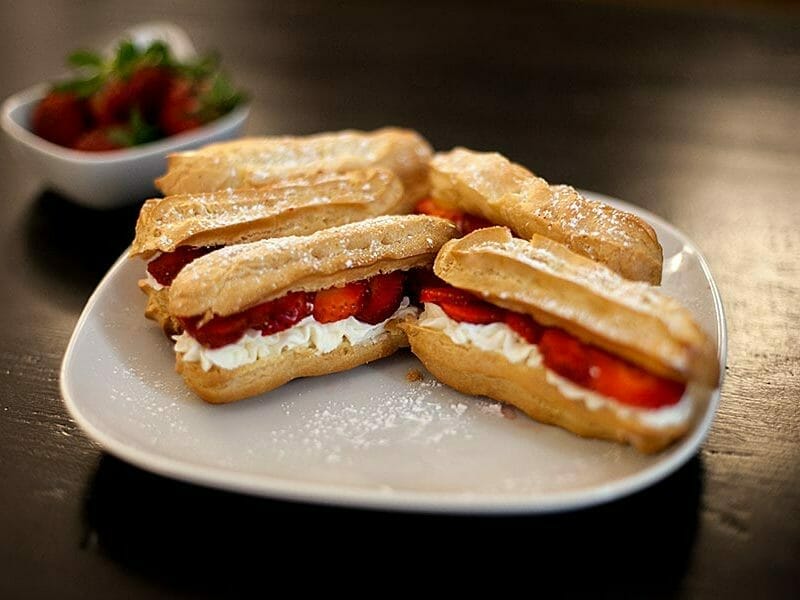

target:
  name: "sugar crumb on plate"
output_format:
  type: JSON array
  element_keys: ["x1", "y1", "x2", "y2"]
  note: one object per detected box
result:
[{"x1": 405, "y1": 368, "x2": 424, "y2": 382}]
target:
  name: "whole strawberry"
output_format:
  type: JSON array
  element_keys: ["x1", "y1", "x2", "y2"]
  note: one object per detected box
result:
[
  {"x1": 72, "y1": 128, "x2": 124, "y2": 152},
  {"x1": 34, "y1": 40, "x2": 244, "y2": 151},
  {"x1": 31, "y1": 91, "x2": 87, "y2": 147},
  {"x1": 159, "y1": 78, "x2": 202, "y2": 136}
]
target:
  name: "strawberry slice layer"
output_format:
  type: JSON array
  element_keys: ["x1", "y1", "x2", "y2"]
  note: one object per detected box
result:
[
  {"x1": 538, "y1": 328, "x2": 685, "y2": 408},
  {"x1": 180, "y1": 313, "x2": 249, "y2": 349},
  {"x1": 421, "y1": 285, "x2": 505, "y2": 323},
  {"x1": 414, "y1": 197, "x2": 462, "y2": 221},
  {"x1": 313, "y1": 281, "x2": 368, "y2": 323},
  {"x1": 421, "y1": 283, "x2": 685, "y2": 409},
  {"x1": 438, "y1": 301, "x2": 505, "y2": 324},
  {"x1": 538, "y1": 328, "x2": 592, "y2": 386},
  {"x1": 414, "y1": 197, "x2": 493, "y2": 235},
  {"x1": 419, "y1": 286, "x2": 478, "y2": 306},
  {"x1": 147, "y1": 245, "x2": 221, "y2": 286},
  {"x1": 587, "y1": 350, "x2": 685, "y2": 409},
  {"x1": 405, "y1": 269, "x2": 446, "y2": 305},
  {"x1": 179, "y1": 291, "x2": 312, "y2": 349},
  {"x1": 356, "y1": 272, "x2": 406, "y2": 324},
  {"x1": 504, "y1": 312, "x2": 543, "y2": 345},
  {"x1": 180, "y1": 271, "x2": 411, "y2": 350},
  {"x1": 252, "y1": 292, "x2": 312, "y2": 335}
]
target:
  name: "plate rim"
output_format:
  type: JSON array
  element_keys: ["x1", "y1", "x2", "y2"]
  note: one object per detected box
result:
[{"x1": 60, "y1": 193, "x2": 727, "y2": 514}]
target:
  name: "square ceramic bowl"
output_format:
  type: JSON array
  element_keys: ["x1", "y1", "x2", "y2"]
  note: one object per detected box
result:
[{"x1": 1, "y1": 85, "x2": 249, "y2": 209}]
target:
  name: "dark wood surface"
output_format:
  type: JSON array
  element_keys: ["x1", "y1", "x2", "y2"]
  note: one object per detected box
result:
[{"x1": 1, "y1": 1, "x2": 798, "y2": 597}]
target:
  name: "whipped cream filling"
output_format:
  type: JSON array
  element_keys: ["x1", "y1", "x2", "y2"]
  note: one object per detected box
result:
[
  {"x1": 175, "y1": 298, "x2": 418, "y2": 372},
  {"x1": 418, "y1": 303, "x2": 692, "y2": 429}
]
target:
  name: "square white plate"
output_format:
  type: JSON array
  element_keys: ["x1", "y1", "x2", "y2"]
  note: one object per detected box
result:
[{"x1": 60, "y1": 192, "x2": 726, "y2": 513}]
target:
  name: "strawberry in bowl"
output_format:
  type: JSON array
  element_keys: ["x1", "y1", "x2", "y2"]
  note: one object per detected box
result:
[
  {"x1": 1, "y1": 24, "x2": 249, "y2": 208},
  {"x1": 32, "y1": 39, "x2": 245, "y2": 152}
]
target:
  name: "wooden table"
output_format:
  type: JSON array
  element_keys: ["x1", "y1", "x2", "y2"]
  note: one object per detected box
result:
[{"x1": 1, "y1": 1, "x2": 798, "y2": 597}]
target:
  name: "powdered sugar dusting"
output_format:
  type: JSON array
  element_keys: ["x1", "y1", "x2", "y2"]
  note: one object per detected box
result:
[
  {"x1": 132, "y1": 170, "x2": 398, "y2": 254},
  {"x1": 268, "y1": 376, "x2": 477, "y2": 465}
]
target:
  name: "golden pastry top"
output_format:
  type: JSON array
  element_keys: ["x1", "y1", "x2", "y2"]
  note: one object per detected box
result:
[
  {"x1": 130, "y1": 169, "x2": 405, "y2": 257},
  {"x1": 155, "y1": 127, "x2": 432, "y2": 205},
  {"x1": 434, "y1": 227, "x2": 718, "y2": 386},
  {"x1": 429, "y1": 148, "x2": 663, "y2": 284},
  {"x1": 169, "y1": 215, "x2": 457, "y2": 319}
]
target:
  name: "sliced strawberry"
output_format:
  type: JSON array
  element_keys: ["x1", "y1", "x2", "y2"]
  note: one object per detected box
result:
[
  {"x1": 146, "y1": 245, "x2": 221, "y2": 286},
  {"x1": 405, "y1": 269, "x2": 445, "y2": 305},
  {"x1": 185, "y1": 313, "x2": 250, "y2": 349},
  {"x1": 504, "y1": 312, "x2": 542, "y2": 344},
  {"x1": 415, "y1": 198, "x2": 494, "y2": 235},
  {"x1": 438, "y1": 301, "x2": 506, "y2": 324},
  {"x1": 420, "y1": 284, "x2": 505, "y2": 323},
  {"x1": 250, "y1": 291, "x2": 312, "y2": 335},
  {"x1": 312, "y1": 282, "x2": 368, "y2": 323},
  {"x1": 588, "y1": 350, "x2": 685, "y2": 409},
  {"x1": 410, "y1": 269, "x2": 445, "y2": 289},
  {"x1": 419, "y1": 286, "x2": 478, "y2": 306},
  {"x1": 414, "y1": 197, "x2": 462, "y2": 221},
  {"x1": 539, "y1": 328, "x2": 592, "y2": 386},
  {"x1": 32, "y1": 91, "x2": 88, "y2": 147},
  {"x1": 72, "y1": 128, "x2": 124, "y2": 152},
  {"x1": 356, "y1": 272, "x2": 406, "y2": 324},
  {"x1": 457, "y1": 213, "x2": 494, "y2": 235}
]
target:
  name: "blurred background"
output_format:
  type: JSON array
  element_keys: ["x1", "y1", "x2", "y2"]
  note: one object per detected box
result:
[
  {"x1": 1, "y1": 1, "x2": 798, "y2": 217},
  {"x1": 2, "y1": 0, "x2": 797, "y2": 294}
]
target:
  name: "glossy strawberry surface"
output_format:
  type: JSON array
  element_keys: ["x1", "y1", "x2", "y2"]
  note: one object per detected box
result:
[
  {"x1": 414, "y1": 197, "x2": 493, "y2": 235},
  {"x1": 146, "y1": 245, "x2": 221, "y2": 286},
  {"x1": 356, "y1": 272, "x2": 406, "y2": 324},
  {"x1": 312, "y1": 281, "x2": 369, "y2": 323}
]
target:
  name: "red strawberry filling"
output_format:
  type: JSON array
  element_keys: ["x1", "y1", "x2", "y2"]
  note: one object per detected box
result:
[
  {"x1": 356, "y1": 271, "x2": 407, "y2": 324},
  {"x1": 420, "y1": 284, "x2": 685, "y2": 409},
  {"x1": 180, "y1": 271, "x2": 413, "y2": 349},
  {"x1": 414, "y1": 198, "x2": 494, "y2": 235},
  {"x1": 147, "y1": 245, "x2": 222, "y2": 286}
]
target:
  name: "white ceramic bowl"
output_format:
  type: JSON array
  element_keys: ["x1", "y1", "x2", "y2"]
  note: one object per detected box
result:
[{"x1": 1, "y1": 85, "x2": 249, "y2": 208}]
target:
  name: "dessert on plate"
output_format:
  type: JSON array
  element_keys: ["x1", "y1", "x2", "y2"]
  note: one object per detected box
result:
[
  {"x1": 401, "y1": 227, "x2": 718, "y2": 452},
  {"x1": 415, "y1": 148, "x2": 663, "y2": 284},
  {"x1": 167, "y1": 215, "x2": 457, "y2": 403}
]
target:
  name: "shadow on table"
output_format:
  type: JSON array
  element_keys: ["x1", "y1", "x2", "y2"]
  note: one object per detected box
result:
[
  {"x1": 82, "y1": 454, "x2": 704, "y2": 595},
  {"x1": 20, "y1": 189, "x2": 141, "y2": 311}
]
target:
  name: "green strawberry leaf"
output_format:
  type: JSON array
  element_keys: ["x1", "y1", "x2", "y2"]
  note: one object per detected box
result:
[
  {"x1": 105, "y1": 109, "x2": 160, "y2": 147},
  {"x1": 141, "y1": 41, "x2": 172, "y2": 67},
  {"x1": 106, "y1": 126, "x2": 133, "y2": 147},
  {"x1": 113, "y1": 40, "x2": 141, "y2": 78},
  {"x1": 176, "y1": 52, "x2": 219, "y2": 80},
  {"x1": 49, "y1": 38, "x2": 246, "y2": 138},
  {"x1": 128, "y1": 108, "x2": 161, "y2": 144},
  {"x1": 199, "y1": 72, "x2": 245, "y2": 117},
  {"x1": 67, "y1": 49, "x2": 103, "y2": 68},
  {"x1": 53, "y1": 73, "x2": 104, "y2": 98}
]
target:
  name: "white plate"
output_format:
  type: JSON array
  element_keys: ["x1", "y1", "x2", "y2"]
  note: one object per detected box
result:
[{"x1": 60, "y1": 193, "x2": 726, "y2": 513}]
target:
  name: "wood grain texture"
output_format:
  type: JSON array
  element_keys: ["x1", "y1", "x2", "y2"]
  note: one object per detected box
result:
[{"x1": 0, "y1": 1, "x2": 798, "y2": 597}]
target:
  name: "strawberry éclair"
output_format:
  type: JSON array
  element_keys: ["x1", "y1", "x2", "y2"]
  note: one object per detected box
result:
[{"x1": 417, "y1": 284, "x2": 685, "y2": 410}]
